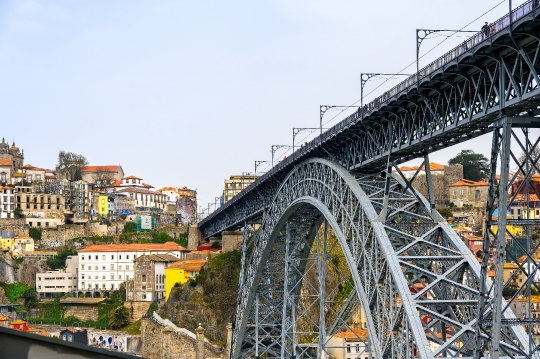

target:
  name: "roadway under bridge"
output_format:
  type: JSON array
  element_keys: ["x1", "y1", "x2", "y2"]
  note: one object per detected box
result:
[{"x1": 199, "y1": 2, "x2": 540, "y2": 358}]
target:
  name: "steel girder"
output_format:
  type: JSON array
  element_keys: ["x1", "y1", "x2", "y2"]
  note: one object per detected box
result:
[
  {"x1": 199, "y1": 2, "x2": 540, "y2": 239},
  {"x1": 230, "y1": 158, "x2": 528, "y2": 359}
]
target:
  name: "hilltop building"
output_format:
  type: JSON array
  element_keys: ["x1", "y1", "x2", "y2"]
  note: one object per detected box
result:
[
  {"x1": 449, "y1": 179, "x2": 489, "y2": 208},
  {"x1": 0, "y1": 138, "x2": 24, "y2": 185},
  {"x1": 81, "y1": 165, "x2": 124, "y2": 187},
  {"x1": 126, "y1": 254, "x2": 179, "y2": 302},
  {"x1": 223, "y1": 175, "x2": 259, "y2": 203}
]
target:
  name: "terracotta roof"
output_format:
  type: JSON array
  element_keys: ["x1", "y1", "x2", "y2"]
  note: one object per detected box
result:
[
  {"x1": 504, "y1": 263, "x2": 519, "y2": 269},
  {"x1": 79, "y1": 242, "x2": 187, "y2": 252},
  {"x1": 512, "y1": 295, "x2": 540, "y2": 303},
  {"x1": 166, "y1": 260, "x2": 207, "y2": 272},
  {"x1": 159, "y1": 187, "x2": 177, "y2": 192},
  {"x1": 449, "y1": 179, "x2": 488, "y2": 187},
  {"x1": 124, "y1": 175, "x2": 142, "y2": 180},
  {"x1": 82, "y1": 165, "x2": 121, "y2": 173},
  {"x1": 114, "y1": 187, "x2": 164, "y2": 195},
  {"x1": 135, "y1": 253, "x2": 180, "y2": 262},
  {"x1": 511, "y1": 193, "x2": 540, "y2": 202},
  {"x1": 333, "y1": 327, "x2": 368, "y2": 340},
  {"x1": 0, "y1": 159, "x2": 12, "y2": 166},
  {"x1": 143, "y1": 183, "x2": 154, "y2": 188},
  {"x1": 110, "y1": 180, "x2": 121, "y2": 187}
]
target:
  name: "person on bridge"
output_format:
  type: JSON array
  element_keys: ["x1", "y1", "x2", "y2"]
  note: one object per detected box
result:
[{"x1": 481, "y1": 22, "x2": 490, "y2": 39}]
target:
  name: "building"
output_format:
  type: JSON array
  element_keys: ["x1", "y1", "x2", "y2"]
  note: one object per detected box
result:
[
  {"x1": 0, "y1": 228, "x2": 15, "y2": 251},
  {"x1": 81, "y1": 165, "x2": 125, "y2": 186},
  {"x1": 326, "y1": 327, "x2": 369, "y2": 359},
  {"x1": 398, "y1": 162, "x2": 446, "y2": 179},
  {"x1": 0, "y1": 186, "x2": 15, "y2": 218},
  {"x1": 77, "y1": 242, "x2": 188, "y2": 295},
  {"x1": 97, "y1": 195, "x2": 109, "y2": 216},
  {"x1": 36, "y1": 255, "x2": 79, "y2": 298},
  {"x1": 22, "y1": 251, "x2": 57, "y2": 259},
  {"x1": 60, "y1": 328, "x2": 88, "y2": 344},
  {"x1": 503, "y1": 262, "x2": 529, "y2": 288},
  {"x1": 127, "y1": 254, "x2": 179, "y2": 302},
  {"x1": 158, "y1": 186, "x2": 198, "y2": 223},
  {"x1": 113, "y1": 176, "x2": 167, "y2": 212},
  {"x1": 449, "y1": 179, "x2": 489, "y2": 208},
  {"x1": 0, "y1": 139, "x2": 24, "y2": 185},
  {"x1": 164, "y1": 260, "x2": 207, "y2": 300},
  {"x1": 223, "y1": 175, "x2": 259, "y2": 203},
  {"x1": 0, "y1": 315, "x2": 8, "y2": 327},
  {"x1": 11, "y1": 235, "x2": 34, "y2": 257},
  {"x1": 10, "y1": 320, "x2": 29, "y2": 331}
]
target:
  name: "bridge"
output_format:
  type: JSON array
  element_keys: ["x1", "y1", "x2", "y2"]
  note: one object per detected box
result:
[{"x1": 199, "y1": 2, "x2": 540, "y2": 359}]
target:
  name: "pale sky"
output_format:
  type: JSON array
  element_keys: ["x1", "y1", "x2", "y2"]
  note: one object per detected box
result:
[{"x1": 0, "y1": 0, "x2": 536, "y2": 212}]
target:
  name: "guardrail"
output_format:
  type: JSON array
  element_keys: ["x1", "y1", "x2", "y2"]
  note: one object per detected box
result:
[{"x1": 199, "y1": 0, "x2": 539, "y2": 230}]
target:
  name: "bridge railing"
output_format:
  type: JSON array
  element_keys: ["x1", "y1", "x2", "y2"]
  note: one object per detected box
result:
[{"x1": 199, "y1": 0, "x2": 538, "y2": 229}]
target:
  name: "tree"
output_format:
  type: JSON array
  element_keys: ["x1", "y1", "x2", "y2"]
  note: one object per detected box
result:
[
  {"x1": 438, "y1": 208, "x2": 453, "y2": 218},
  {"x1": 518, "y1": 146, "x2": 540, "y2": 174},
  {"x1": 47, "y1": 247, "x2": 77, "y2": 270},
  {"x1": 13, "y1": 207, "x2": 24, "y2": 218},
  {"x1": 92, "y1": 166, "x2": 117, "y2": 190},
  {"x1": 448, "y1": 150, "x2": 489, "y2": 181},
  {"x1": 29, "y1": 228, "x2": 42, "y2": 241},
  {"x1": 56, "y1": 151, "x2": 89, "y2": 181},
  {"x1": 108, "y1": 305, "x2": 129, "y2": 328}
]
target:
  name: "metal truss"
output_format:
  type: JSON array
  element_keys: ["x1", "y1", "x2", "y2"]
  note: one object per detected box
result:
[
  {"x1": 230, "y1": 158, "x2": 528, "y2": 359},
  {"x1": 475, "y1": 117, "x2": 540, "y2": 359},
  {"x1": 200, "y1": 1, "x2": 540, "y2": 239}
]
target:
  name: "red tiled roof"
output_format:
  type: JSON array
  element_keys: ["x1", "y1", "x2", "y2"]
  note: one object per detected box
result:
[
  {"x1": 110, "y1": 180, "x2": 121, "y2": 187},
  {"x1": 115, "y1": 187, "x2": 164, "y2": 195},
  {"x1": 166, "y1": 260, "x2": 207, "y2": 271},
  {"x1": 0, "y1": 159, "x2": 12, "y2": 166},
  {"x1": 511, "y1": 193, "x2": 540, "y2": 202},
  {"x1": 143, "y1": 183, "x2": 154, "y2": 188},
  {"x1": 333, "y1": 327, "x2": 368, "y2": 339},
  {"x1": 159, "y1": 187, "x2": 177, "y2": 192},
  {"x1": 124, "y1": 175, "x2": 142, "y2": 180},
  {"x1": 449, "y1": 179, "x2": 488, "y2": 187},
  {"x1": 82, "y1": 166, "x2": 120, "y2": 173},
  {"x1": 79, "y1": 242, "x2": 187, "y2": 252}
]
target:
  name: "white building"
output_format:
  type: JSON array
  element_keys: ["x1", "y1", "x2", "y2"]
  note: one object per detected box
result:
[
  {"x1": 77, "y1": 242, "x2": 188, "y2": 294},
  {"x1": 12, "y1": 235, "x2": 34, "y2": 257},
  {"x1": 36, "y1": 255, "x2": 79, "y2": 298},
  {"x1": 112, "y1": 175, "x2": 166, "y2": 211},
  {"x1": 0, "y1": 186, "x2": 15, "y2": 218},
  {"x1": 326, "y1": 328, "x2": 370, "y2": 359}
]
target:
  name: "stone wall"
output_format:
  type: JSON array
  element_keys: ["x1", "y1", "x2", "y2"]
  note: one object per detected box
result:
[
  {"x1": 63, "y1": 304, "x2": 99, "y2": 321},
  {"x1": 141, "y1": 319, "x2": 223, "y2": 359},
  {"x1": 0, "y1": 218, "x2": 28, "y2": 236},
  {"x1": 188, "y1": 226, "x2": 203, "y2": 250},
  {"x1": 15, "y1": 257, "x2": 48, "y2": 286},
  {"x1": 0, "y1": 252, "x2": 16, "y2": 284},
  {"x1": 154, "y1": 225, "x2": 188, "y2": 239},
  {"x1": 409, "y1": 164, "x2": 464, "y2": 209},
  {"x1": 221, "y1": 231, "x2": 242, "y2": 252},
  {"x1": 41, "y1": 224, "x2": 87, "y2": 242}
]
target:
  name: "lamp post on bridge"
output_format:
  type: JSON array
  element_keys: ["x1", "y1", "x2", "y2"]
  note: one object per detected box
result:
[
  {"x1": 292, "y1": 128, "x2": 327, "y2": 152},
  {"x1": 319, "y1": 106, "x2": 359, "y2": 135},
  {"x1": 360, "y1": 73, "x2": 411, "y2": 109},
  {"x1": 271, "y1": 145, "x2": 293, "y2": 167},
  {"x1": 416, "y1": 29, "x2": 476, "y2": 81},
  {"x1": 254, "y1": 161, "x2": 270, "y2": 175}
]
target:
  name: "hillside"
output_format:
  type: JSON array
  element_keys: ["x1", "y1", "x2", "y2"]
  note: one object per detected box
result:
[{"x1": 161, "y1": 251, "x2": 241, "y2": 345}]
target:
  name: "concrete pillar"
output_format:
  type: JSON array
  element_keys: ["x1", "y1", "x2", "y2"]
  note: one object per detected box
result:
[
  {"x1": 195, "y1": 323, "x2": 205, "y2": 359},
  {"x1": 221, "y1": 231, "x2": 243, "y2": 252},
  {"x1": 188, "y1": 225, "x2": 203, "y2": 251},
  {"x1": 162, "y1": 325, "x2": 173, "y2": 359},
  {"x1": 225, "y1": 323, "x2": 232, "y2": 359}
]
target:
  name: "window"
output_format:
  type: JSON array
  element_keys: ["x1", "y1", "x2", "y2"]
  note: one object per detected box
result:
[
  {"x1": 111, "y1": 274, "x2": 114, "y2": 279},
  {"x1": 111, "y1": 264, "x2": 114, "y2": 270},
  {"x1": 119, "y1": 255, "x2": 122, "y2": 260},
  {"x1": 356, "y1": 344, "x2": 360, "y2": 353},
  {"x1": 95, "y1": 255, "x2": 98, "y2": 260},
  {"x1": 347, "y1": 344, "x2": 351, "y2": 353},
  {"x1": 81, "y1": 264, "x2": 85, "y2": 270},
  {"x1": 142, "y1": 274, "x2": 147, "y2": 282},
  {"x1": 111, "y1": 255, "x2": 114, "y2": 260},
  {"x1": 82, "y1": 274, "x2": 85, "y2": 279},
  {"x1": 459, "y1": 190, "x2": 464, "y2": 195},
  {"x1": 119, "y1": 265, "x2": 122, "y2": 270},
  {"x1": 102, "y1": 255, "x2": 105, "y2": 260}
]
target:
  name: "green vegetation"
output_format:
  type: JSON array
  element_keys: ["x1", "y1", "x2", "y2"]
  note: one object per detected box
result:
[
  {"x1": 449, "y1": 150, "x2": 489, "y2": 181},
  {"x1": 123, "y1": 222, "x2": 137, "y2": 233},
  {"x1": 29, "y1": 227, "x2": 42, "y2": 241},
  {"x1": 146, "y1": 302, "x2": 158, "y2": 314},
  {"x1": 439, "y1": 208, "x2": 454, "y2": 218},
  {"x1": 13, "y1": 207, "x2": 24, "y2": 218},
  {"x1": 47, "y1": 247, "x2": 77, "y2": 270},
  {"x1": 0, "y1": 282, "x2": 34, "y2": 306},
  {"x1": 108, "y1": 306, "x2": 130, "y2": 328},
  {"x1": 117, "y1": 320, "x2": 141, "y2": 335}
]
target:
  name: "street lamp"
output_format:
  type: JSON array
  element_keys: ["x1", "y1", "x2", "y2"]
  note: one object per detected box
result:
[
  {"x1": 360, "y1": 73, "x2": 411, "y2": 108},
  {"x1": 320, "y1": 106, "x2": 359, "y2": 135},
  {"x1": 292, "y1": 128, "x2": 327, "y2": 152},
  {"x1": 271, "y1": 145, "x2": 293, "y2": 167},
  {"x1": 255, "y1": 161, "x2": 270, "y2": 175},
  {"x1": 416, "y1": 29, "x2": 476, "y2": 81}
]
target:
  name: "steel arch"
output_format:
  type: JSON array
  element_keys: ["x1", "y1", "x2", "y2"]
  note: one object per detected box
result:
[{"x1": 231, "y1": 158, "x2": 528, "y2": 359}]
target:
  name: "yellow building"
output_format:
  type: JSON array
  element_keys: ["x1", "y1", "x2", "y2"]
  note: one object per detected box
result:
[
  {"x1": 0, "y1": 237, "x2": 13, "y2": 251},
  {"x1": 98, "y1": 195, "x2": 108, "y2": 215},
  {"x1": 164, "y1": 260, "x2": 207, "y2": 300},
  {"x1": 482, "y1": 209, "x2": 524, "y2": 237},
  {"x1": 12, "y1": 236, "x2": 34, "y2": 257},
  {"x1": 503, "y1": 262, "x2": 528, "y2": 288}
]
